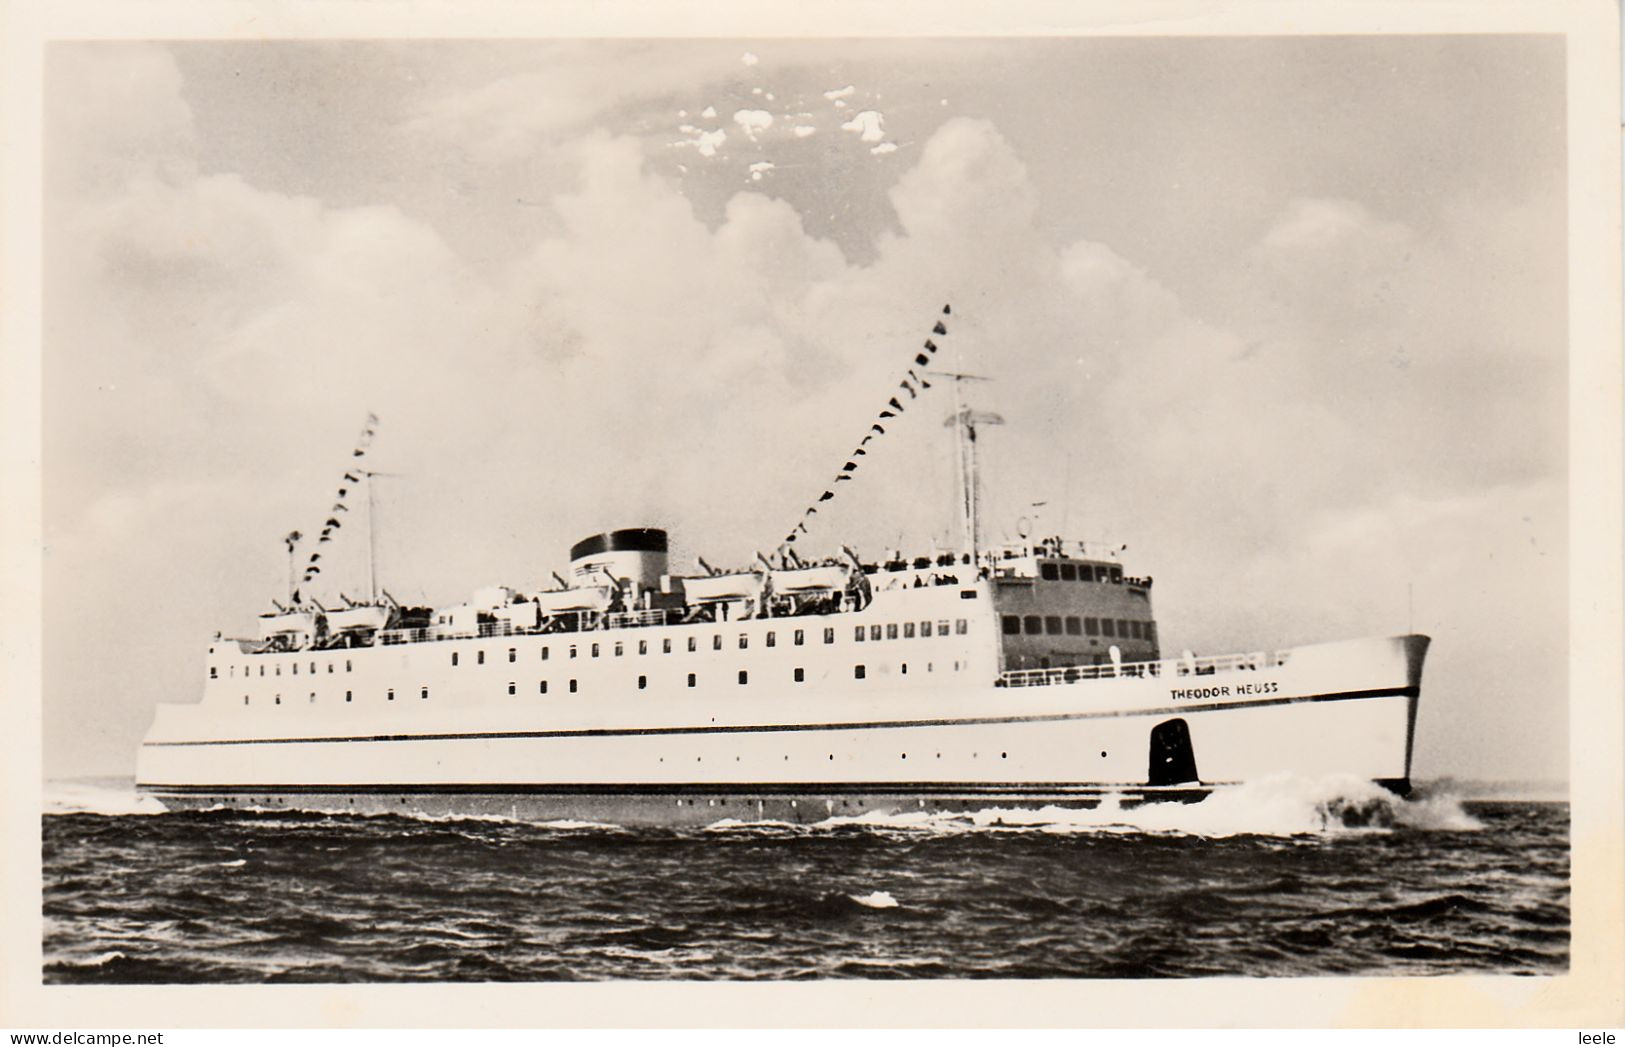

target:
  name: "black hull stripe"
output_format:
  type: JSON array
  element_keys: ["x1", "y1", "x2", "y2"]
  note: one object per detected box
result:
[
  {"x1": 142, "y1": 685, "x2": 1417, "y2": 749},
  {"x1": 136, "y1": 781, "x2": 1222, "y2": 797}
]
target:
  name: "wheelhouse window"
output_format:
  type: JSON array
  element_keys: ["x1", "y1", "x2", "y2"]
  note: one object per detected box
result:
[
  {"x1": 1040, "y1": 563, "x2": 1060, "y2": 581},
  {"x1": 1024, "y1": 615, "x2": 1042, "y2": 635},
  {"x1": 1065, "y1": 616, "x2": 1082, "y2": 636},
  {"x1": 1002, "y1": 616, "x2": 1020, "y2": 635},
  {"x1": 793, "y1": 629, "x2": 804, "y2": 646},
  {"x1": 477, "y1": 650, "x2": 485, "y2": 665},
  {"x1": 1059, "y1": 563, "x2": 1077, "y2": 581},
  {"x1": 937, "y1": 620, "x2": 950, "y2": 636},
  {"x1": 638, "y1": 675, "x2": 647, "y2": 690},
  {"x1": 766, "y1": 631, "x2": 776, "y2": 648},
  {"x1": 886, "y1": 623, "x2": 899, "y2": 640},
  {"x1": 688, "y1": 636, "x2": 698, "y2": 652},
  {"x1": 794, "y1": 667, "x2": 805, "y2": 682},
  {"x1": 824, "y1": 627, "x2": 835, "y2": 644},
  {"x1": 569, "y1": 679, "x2": 578, "y2": 693},
  {"x1": 687, "y1": 673, "x2": 696, "y2": 688},
  {"x1": 507, "y1": 647, "x2": 516, "y2": 663},
  {"x1": 540, "y1": 680, "x2": 548, "y2": 694},
  {"x1": 662, "y1": 638, "x2": 672, "y2": 654},
  {"x1": 738, "y1": 634, "x2": 749, "y2": 650},
  {"x1": 614, "y1": 642, "x2": 624, "y2": 657},
  {"x1": 906, "y1": 622, "x2": 918, "y2": 638},
  {"x1": 1130, "y1": 621, "x2": 1143, "y2": 639},
  {"x1": 451, "y1": 652, "x2": 459, "y2": 667},
  {"x1": 713, "y1": 635, "x2": 722, "y2": 651},
  {"x1": 1101, "y1": 619, "x2": 1115, "y2": 637},
  {"x1": 639, "y1": 640, "x2": 647, "y2": 655},
  {"x1": 591, "y1": 643, "x2": 600, "y2": 657},
  {"x1": 1085, "y1": 617, "x2": 1100, "y2": 636},
  {"x1": 854, "y1": 664, "x2": 866, "y2": 680},
  {"x1": 738, "y1": 670, "x2": 748, "y2": 685},
  {"x1": 956, "y1": 619, "x2": 969, "y2": 635},
  {"x1": 507, "y1": 682, "x2": 516, "y2": 695},
  {"x1": 855, "y1": 626, "x2": 866, "y2": 642},
  {"x1": 869, "y1": 625, "x2": 882, "y2": 641},
  {"x1": 1045, "y1": 615, "x2": 1062, "y2": 635}
]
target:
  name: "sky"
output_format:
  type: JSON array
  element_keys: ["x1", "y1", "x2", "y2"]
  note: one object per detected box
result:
[{"x1": 41, "y1": 35, "x2": 1568, "y2": 781}]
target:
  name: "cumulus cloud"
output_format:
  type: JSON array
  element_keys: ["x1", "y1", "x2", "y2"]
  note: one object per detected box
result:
[{"x1": 840, "y1": 110, "x2": 886, "y2": 143}]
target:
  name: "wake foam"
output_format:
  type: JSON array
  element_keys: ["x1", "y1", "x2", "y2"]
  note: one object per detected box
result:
[
  {"x1": 44, "y1": 779, "x2": 166, "y2": 817},
  {"x1": 798, "y1": 773, "x2": 1482, "y2": 838}
]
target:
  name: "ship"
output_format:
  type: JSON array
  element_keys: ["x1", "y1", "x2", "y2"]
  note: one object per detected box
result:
[{"x1": 135, "y1": 311, "x2": 1430, "y2": 826}]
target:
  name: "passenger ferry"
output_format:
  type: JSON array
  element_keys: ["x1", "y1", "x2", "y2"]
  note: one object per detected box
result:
[{"x1": 135, "y1": 320, "x2": 1429, "y2": 825}]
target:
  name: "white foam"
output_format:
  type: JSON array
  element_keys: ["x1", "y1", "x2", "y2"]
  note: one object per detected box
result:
[
  {"x1": 808, "y1": 774, "x2": 1483, "y2": 839},
  {"x1": 44, "y1": 780, "x2": 167, "y2": 817},
  {"x1": 823, "y1": 85, "x2": 856, "y2": 101},
  {"x1": 850, "y1": 891, "x2": 899, "y2": 909},
  {"x1": 793, "y1": 125, "x2": 817, "y2": 138},
  {"x1": 870, "y1": 142, "x2": 898, "y2": 155}
]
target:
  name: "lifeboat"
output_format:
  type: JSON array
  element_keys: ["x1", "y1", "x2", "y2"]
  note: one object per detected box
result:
[
  {"x1": 683, "y1": 572, "x2": 762, "y2": 604},
  {"x1": 769, "y1": 565, "x2": 849, "y2": 592}
]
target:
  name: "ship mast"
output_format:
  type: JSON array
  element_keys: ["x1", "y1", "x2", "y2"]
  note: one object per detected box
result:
[
  {"x1": 359, "y1": 469, "x2": 396, "y2": 603},
  {"x1": 936, "y1": 373, "x2": 1001, "y2": 566}
]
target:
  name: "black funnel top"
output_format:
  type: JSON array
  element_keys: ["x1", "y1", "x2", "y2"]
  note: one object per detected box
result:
[{"x1": 569, "y1": 528, "x2": 669, "y2": 561}]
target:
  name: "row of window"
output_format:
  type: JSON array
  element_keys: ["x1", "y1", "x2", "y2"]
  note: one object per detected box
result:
[
  {"x1": 220, "y1": 658, "x2": 355, "y2": 680},
  {"x1": 1038, "y1": 562, "x2": 1123, "y2": 584},
  {"x1": 855, "y1": 619, "x2": 968, "y2": 642},
  {"x1": 220, "y1": 618, "x2": 977, "y2": 682},
  {"x1": 1001, "y1": 614, "x2": 1156, "y2": 641},
  {"x1": 239, "y1": 659, "x2": 975, "y2": 707}
]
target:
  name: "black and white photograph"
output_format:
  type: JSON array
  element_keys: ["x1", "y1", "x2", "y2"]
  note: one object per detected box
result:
[{"x1": 4, "y1": 0, "x2": 1622, "y2": 1031}]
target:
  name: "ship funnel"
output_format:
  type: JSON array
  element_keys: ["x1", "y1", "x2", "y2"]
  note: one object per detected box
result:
[{"x1": 569, "y1": 528, "x2": 669, "y2": 589}]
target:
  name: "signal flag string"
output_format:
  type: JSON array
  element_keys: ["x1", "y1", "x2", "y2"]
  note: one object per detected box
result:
[{"x1": 776, "y1": 304, "x2": 952, "y2": 557}]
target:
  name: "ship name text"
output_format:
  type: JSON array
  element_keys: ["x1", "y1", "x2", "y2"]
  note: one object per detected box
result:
[{"x1": 1168, "y1": 680, "x2": 1280, "y2": 701}]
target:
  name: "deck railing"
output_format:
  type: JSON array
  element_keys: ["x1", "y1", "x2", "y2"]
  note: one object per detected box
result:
[{"x1": 997, "y1": 649, "x2": 1289, "y2": 688}]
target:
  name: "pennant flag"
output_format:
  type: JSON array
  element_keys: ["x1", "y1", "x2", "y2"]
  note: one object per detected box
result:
[
  {"x1": 785, "y1": 533, "x2": 797, "y2": 544},
  {"x1": 319, "y1": 535, "x2": 332, "y2": 544},
  {"x1": 860, "y1": 435, "x2": 873, "y2": 446},
  {"x1": 367, "y1": 412, "x2": 380, "y2": 424},
  {"x1": 842, "y1": 461, "x2": 857, "y2": 472},
  {"x1": 915, "y1": 353, "x2": 930, "y2": 366},
  {"x1": 835, "y1": 474, "x2": 852, "y2": 482},
  {"x1": 805, "y1": 506, "x2": 818, "y2": 515},
  {"x1": 334, "y1": 503, "x2": 349, "y2": 512},
  {"x1": 880, "y1": 410, "x2": 895, "y2": 419},
  {"x1": 337, "y1": 488, "x2": 348, "y2": 498},
  {"x1": 796, "y1": 522, "x2": 808, "y2": 534},
  {"x1": 854, "y1": 448, "x2": 867, "y2": 456},
  {"x1": 353, "y1": 449, "x2": 365, "y2": 457},
  {"x1": 308, "y1": 565, "x2": 322, "y2": 576},
  {"x1": 291, "y1": 589, "x2": 301, "y2": 603},
  {"x1": 943, "y1": 304, "x2": 951, "y2": 315},
  {"x1": 924, "y1": 339, "x2": 938, "y2": 352},
  {"x1": 310, "y1": 553, "x2": 322, "y2": 563},
  {"x1": 933, "y1": 321, "x2": 947, "y2": 335},
  {"x1": 819, "y1": 491, "x2": 834, "y2": 502},
  {"x1": 325, "y1": 517, "x2": 340, "y2": 528},
  {"x1": 888, "y1": 397, "x2": 902, "y2": 411},
  {"x1": 344, "y1": 473, "x2": 359, "y2": 483},
  {"x1": 870, "y1": 424, "x2": 885, "y2": 435},
  {"x1": 901, "y1": 380, "x2": 916, "y2": 399}
]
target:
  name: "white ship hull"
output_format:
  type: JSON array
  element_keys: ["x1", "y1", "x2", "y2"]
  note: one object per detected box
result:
[{"x1": 137, "y1": 632, "x2": 1428, "y2": 825}]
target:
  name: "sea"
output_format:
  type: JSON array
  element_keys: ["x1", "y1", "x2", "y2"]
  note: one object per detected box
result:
[{"x1": 41, "y1": 775, "x2": 1569, "y2": 983}]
